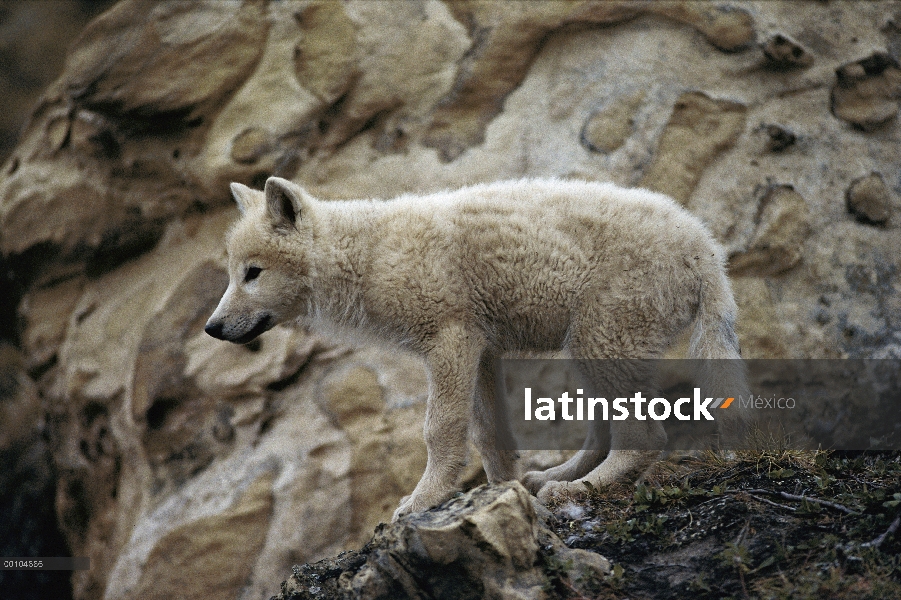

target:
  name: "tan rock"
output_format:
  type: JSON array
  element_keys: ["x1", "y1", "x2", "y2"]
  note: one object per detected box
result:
[
  {"x1": 132, "y1": 260, "x2": 228, "y2": 421},
  {"x1": 411, "y1": 483, "x2": 540, "y2": 572},
  {"x1": 731, "y1": 277, "x2": 791, "y2": 359},
  {"x1": 846, "y1": 172, "x2": 892, "y2": 225},
  {"x1": 132, "y1": 471, "x2": 274, "y2": 600},
  {"x1": 761, "y1": 123, "x2": 797, "y2": 153},
  {"x1": 649, "y1": 2, "x2": 755, "y2": 52},
  {"x1": 0, "y1": 1, "x2": 111, "y2": 164},
  {"x1": 425, "y1": 1, "x2": 754, "y2": 161},
  {"x1": 318, "y1": 0, "x2": 468, "y2": 153},
  {"x1": 0, "y1": 166, "x2": 114, "y2": 257},
  {"x1": 320, "y1": 364, "x2": 428, "y2": 542},
  {"x1": 640, "y1": 91, "x2": 747, "y2": 205},
  {"x1": 293, "y1": 1, "x2": 360, "y2": 103},
  {"x1": 19, "y1": 277, "x2": 85, "y2": 372},
  {"x1": 0, "y1": 344, "x2": 39, "y2": 452},
  {"x1": 580, "y1": 91, "x2": 646, "y2": 153},
  {"x1": 64, "y1": 0, "x2": 268, "y2": 120},
  {"x1": 831, "y1": 52, "x2": 901, "y2": 130},
  {"x1": 729, "y1": 185, "x2": 811, "y2": 276},
  {"x1": 230, "y1": 128, "x2": 275, "y2": 165},
  {"x1": 184, "y1": 325, "x2": 316, "y2": 400},
  {"x1": 45, "y1": 208, "x2": 433, "y2": 599},
  {"x1": 761, "y1": 33, "x2": 813, "y2": 70},
  {"x1": 0, "y1": 0, "x2": 268, "y2": 263},
  {"x1": 0, "y1": 345, "x2": 70, "y2": 600}
]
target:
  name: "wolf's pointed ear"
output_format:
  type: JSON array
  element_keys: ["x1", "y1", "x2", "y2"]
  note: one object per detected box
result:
[
  {"x1": 264, "y1": 177, "x2": 309, "y2": 232},
  {"x1": 230, "y1": 182, "x2": 258, "y2": 215}
]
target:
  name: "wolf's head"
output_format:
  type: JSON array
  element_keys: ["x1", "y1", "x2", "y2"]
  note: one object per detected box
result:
[{"x1": 205, "y1": 177, "x2": 314, "y2": 344}]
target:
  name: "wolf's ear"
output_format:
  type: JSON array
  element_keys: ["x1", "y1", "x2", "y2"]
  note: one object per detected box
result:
[
  {"x1": 264, "y1": 177, "x2": 309, "y2": 232},
  {"x1": 230, "y1": 182, "x2": 258, "y2": 215}
]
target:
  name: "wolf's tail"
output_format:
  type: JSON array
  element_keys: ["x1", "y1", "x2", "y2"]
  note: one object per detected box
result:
[{"x1": 688, "y1": 264, "x2": 752, "y2": 446}]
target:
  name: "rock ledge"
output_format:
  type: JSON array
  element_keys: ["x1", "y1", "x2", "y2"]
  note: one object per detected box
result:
[{"x1": 273, "y1": 482, "x2": 609, "y2": 600}]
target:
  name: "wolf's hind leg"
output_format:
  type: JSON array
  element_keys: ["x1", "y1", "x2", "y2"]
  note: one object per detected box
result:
[
  {"x1": 536, "y1": 421, "x2": 665, "y2": 502},
  {"x1": 534, "y1": 299, "x2": 672, "y2": 502},
  {"x1": 521, "y1": 424, "x2": 608, "y2": 493}
]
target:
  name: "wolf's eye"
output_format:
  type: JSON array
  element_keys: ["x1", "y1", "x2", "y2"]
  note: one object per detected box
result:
[{"x1": 244, "y1": 266, "x2": 262, "y2": 282}]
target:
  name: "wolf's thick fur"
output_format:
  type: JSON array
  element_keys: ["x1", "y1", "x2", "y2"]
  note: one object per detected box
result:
[{"x1": 206, "y1": 177, "x2": 747, "y2": 519}]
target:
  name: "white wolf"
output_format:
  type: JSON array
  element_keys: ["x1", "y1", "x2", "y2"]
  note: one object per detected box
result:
[{"x1": 205, "y1": 176, "x2": 748, "y2": 520}]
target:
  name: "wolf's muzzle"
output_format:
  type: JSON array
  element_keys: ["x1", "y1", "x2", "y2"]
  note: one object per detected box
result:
[{"x1": 205, "y1": 315, "x2": 273, "y2": 344}]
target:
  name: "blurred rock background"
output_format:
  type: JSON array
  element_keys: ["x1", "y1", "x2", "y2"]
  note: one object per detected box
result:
[
  {"x1": 1, "y1": 3, "x2": 115, "y2": 599},
  {"x1": 0, "y1": 1, "x2": 898, "y2": 599}
]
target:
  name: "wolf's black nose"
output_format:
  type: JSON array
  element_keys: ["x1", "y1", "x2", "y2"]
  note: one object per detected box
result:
[{"x1": 205, "y1": 322, "x2": 225, "y2": 340}]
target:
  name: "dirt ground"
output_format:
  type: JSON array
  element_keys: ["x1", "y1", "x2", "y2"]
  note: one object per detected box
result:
[{"x1": 544, "y1": 450, "x2": 901, "y2": 600}]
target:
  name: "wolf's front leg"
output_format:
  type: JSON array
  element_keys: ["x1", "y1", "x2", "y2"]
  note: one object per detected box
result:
[
  {"x1": 472, "y1": 352, "x2": 518, "y2": 484},
  {"x1": 392, "y1": 324, "x2": 485, "y2": 522}
]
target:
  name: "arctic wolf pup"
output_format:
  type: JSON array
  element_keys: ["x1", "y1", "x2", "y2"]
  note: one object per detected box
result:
[{"x1": 206, "y1": 177, "x2": 747, "y2": 520}]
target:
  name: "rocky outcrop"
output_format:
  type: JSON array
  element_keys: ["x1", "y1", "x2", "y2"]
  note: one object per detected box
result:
[
  {"x1": 1, "y1": 2, "x2": 900, "y2": 600},
  {"x1": 274, "y1": 482, "x2": 610, "y2": 600}
]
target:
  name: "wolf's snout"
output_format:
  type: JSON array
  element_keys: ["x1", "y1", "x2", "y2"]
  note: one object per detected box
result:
[
  {"x1": 204, "y1": 314, "x2": 274, "y2": 344},
  {"x1": 205, "y1": 321, "x2": 226, "y2": 340}
]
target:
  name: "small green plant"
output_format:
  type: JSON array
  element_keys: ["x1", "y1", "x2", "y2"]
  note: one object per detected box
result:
[
  {"x1": 718, "y1": 542, "x2": 752, "y2": 598},
  {"x1": 606, "y1": 562, "x2": 626, "y2": 590},
  {"x1": 606, "y1": 518, "x2": 636, "y2": 544},
  {"x1": 688, "y1": 572, "x2": 712, "y2": 592}
]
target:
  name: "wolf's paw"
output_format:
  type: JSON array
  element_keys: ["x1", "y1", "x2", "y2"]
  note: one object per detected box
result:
[
  {"x1": 390, "y1": 487, "x2": 455, "y2": 522},
  {"x1": 536, "y1": 480, "x2": 590, "y2": 505},
  {"x1": 392, "y1": 494, "x2": 415, "y2": 522},
  {"x1": 521, "y1": 469, "x2": 553, "y2": 494}
]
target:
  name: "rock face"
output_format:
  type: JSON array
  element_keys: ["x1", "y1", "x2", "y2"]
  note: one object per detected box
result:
[
  {"x1": 0, "y1": 1, "x2": 117, "y2": 165},
  {"x1": 1, "y1": 2, "x2": 900, "y2": 600},
  {"x1": 0, "y1": 344, "x2": 74, "y2": 600}
]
